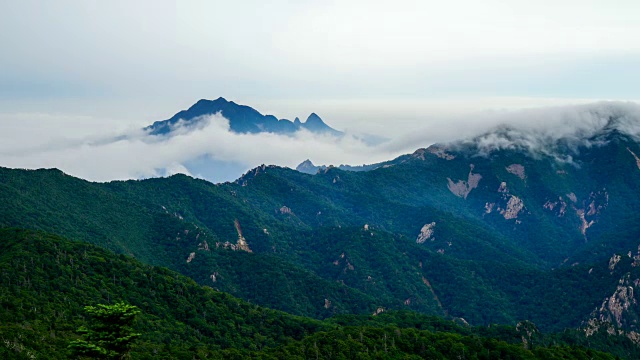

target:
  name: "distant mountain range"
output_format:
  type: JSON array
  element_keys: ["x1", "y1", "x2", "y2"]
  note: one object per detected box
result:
[
  {"x1": 146, "y1": 97, "x2": 343, "y2": 137},
  {"x1": 295, "y1": 156, "x2": 411, "y2": 175}
]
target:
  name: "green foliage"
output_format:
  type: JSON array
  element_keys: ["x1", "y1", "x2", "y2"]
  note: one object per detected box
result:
[
  {"x1": 214, "y1": 326, "x2": 618, "y2": 360},
  {"x1": 1, "y1": 228, "x2": 639, "y2": 359},
  {"x1": 0, "y1": 133, "x2": 640, "y2": 344},
  {"x1": 68, "y1": 302, "x2": 141, "y2": 359},
  {"x1": 0, "y1": 228, "x2": 326, "y2": 359}
]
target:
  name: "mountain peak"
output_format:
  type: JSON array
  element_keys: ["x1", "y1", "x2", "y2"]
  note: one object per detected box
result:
[
  {"x1": 301, "y1": 113, "x2": 342, "y2": 136},
  {"x1": 306, "y1": 113, "x2": 324, "y2": 124},
  {"x1": 296, "y1": 159, "x2": 324, "y2": 174},
  {"x1": 147, "y1": 98, "x2": 343, "y2": 137}
]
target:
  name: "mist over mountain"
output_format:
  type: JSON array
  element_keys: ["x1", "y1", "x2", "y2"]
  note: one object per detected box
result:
[
  {"x1": 457, "y1": 102, "x2": 640, "y2": 159},
  {"x1": 4, "y1": 0, "x2": 640, "y2": 357},
  {"x1": 1, "y1": 100, "x2": 639, "y2": 185},
  {"x1": 295, "y1": 102, "x2": 640, "y2": 177}
]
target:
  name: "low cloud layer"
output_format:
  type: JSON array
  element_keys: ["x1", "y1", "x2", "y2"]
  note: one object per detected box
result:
[
  {"x1": 459, "y1": 102, "x2": 640, "y2": 160},
  {"x1": 1, "y1": 101, "x2": 639, "y2": 183},
  {"x1": 0, "y1": 113, "x2": 409, "y2": 182}
]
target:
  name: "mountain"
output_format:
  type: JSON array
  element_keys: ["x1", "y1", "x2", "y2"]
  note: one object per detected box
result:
[
  {"x1": 146, "y1": 97, "x2": 343, "y2": 137},
  {"x1": 2, "y1": 105, "x2": 640, "y2": 343},
  {"x1": 0, "y1": 228, "x2": 327, "y2": 358},
  {"x1": 1, "y1": 231, "x2": 633, "y2": 359},
  {"x1": 295, "y1": 155, "x2": 411, "y2": 175}
]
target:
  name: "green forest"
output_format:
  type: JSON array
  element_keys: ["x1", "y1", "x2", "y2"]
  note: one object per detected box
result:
[
  {"x1": 2, "y1": 131, "x2": 640, "y2": 358},
  {"x1": 1, "y1": 229, "x2": 638, "y2": 359}
]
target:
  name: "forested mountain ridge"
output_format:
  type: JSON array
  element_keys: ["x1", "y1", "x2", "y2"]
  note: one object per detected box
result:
[
  {"x1": 1, "y1": 228, "x2": 635, "y2": 359},
  {"x1": 1, "y1": 116, "x2": 640, "y2": 338}
]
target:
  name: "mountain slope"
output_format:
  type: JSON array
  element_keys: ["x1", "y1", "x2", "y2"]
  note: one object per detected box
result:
[
  {"x1": 1, "y1": 113, "x2": 640, "y2": 333},
  {"x1": 0, "y1": 228, "x2": 326, "y2": 359},
  {"x1": 2, "y1": 230, "x2": 632, "y2": 359}
]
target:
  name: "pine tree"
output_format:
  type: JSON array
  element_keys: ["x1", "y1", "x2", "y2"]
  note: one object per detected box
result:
[{"x1": 68, "y1": 302, "x2": 141, "y2": 359}]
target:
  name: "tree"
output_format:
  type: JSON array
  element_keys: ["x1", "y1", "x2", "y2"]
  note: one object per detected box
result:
[{"x1": 68, "y1": 302, "x2": 141, "y2": 359}]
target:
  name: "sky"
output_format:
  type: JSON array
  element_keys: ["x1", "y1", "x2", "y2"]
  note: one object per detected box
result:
[{"x1": 1, "y1": 0, "x2": 639, "y2": 182}]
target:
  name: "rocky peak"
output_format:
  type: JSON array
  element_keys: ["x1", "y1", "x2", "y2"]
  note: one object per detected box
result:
[
  {"x1": 305, "y1": 113, "x2": 323, "y2": 124},
  {"x1": 235, "y1": 164, "x2": 278, "y2": 186},
  {"x1": 147, "y1": 98, "x2": 343, "y2": 136},
  {"x1": 296, "y1": 159, "x2": 322, "y2": 175}
]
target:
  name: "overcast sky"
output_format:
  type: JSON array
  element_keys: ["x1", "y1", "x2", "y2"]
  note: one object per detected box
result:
[{"x1": 1, "y1": 0, "x2": 639, "y2": 182}]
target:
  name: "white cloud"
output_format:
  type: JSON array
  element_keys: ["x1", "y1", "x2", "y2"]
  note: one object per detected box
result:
[
  {"x1": 0, "y1": 112, "x2": 409, "y2": 182},
  {"x1": 3, "y1": 102, "x2": 639, "y2": 183},
  {"x1": 453, "y1": 102, "x2": 640, "y2": 161}
]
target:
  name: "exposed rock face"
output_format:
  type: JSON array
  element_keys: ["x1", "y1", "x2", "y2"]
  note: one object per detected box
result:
[
  {"x1": 197, "y1": 240, "x2": 210, "y2": 251},
  {"x1": 609, "y1": 254, "x2": 622, "y2": 271},
  {"x1": 631, "y1": 246, "x2": 640, "y2": 267},
  {"x1": 598, "y1": 282, "x2": 637, "y2": 327},
  {"x1": 422, "y1": 276, "x2": 445, "y2": 313},
  {"x1": 411, "y1": 148, "x2": 427, "y2": 160},
  {"x1": 212, "y1": 219, "x2": 253, "y2": 252},
  {"x1": 332, "y1": 252, "x2": 354, "y2": 272},
  {"x1": 587, "y1": 273, "x2": 640, "y2": 334},
  {"x1": 484, "y1": 202, "x2": 495, "y2": 214},
  {"x1": 372, "y1": 307, "x2": 385, "y2": 316},
  {"x1": 491, "y1": 182, "x2": 525, "y2": 220},
  {"x1": 543, "y1": 197, "x2": 568, "y2": 217},
  {"x1": 498, "y1": 182, "x2": 508, "y2": 193},
  {"x1": 427, "y1": 145, "x2": 456, "y2": 160},
  {"x1": 233, "y1": 219, "x2": 252, "y2": 253},
  {"x1": 186, "y1": 252, "x2": 195, "y2": 263},
  {"x1": 447, "y1": 164, "x2": 482, "y2": 199},
  {"x1": 574, "y1": 190, "x2": 608, "y2": 238},
  {"x1": 628, "y1": 331, "x2": 640, "y2": 344},
  {"x1": 544, "y1": 190, "x2": 607, "y2": 238},
  {"x1": 363, "y1": 224, "x2": 369, "y2": 231},
  {"x1": 576, "y1": 209, "x2": 594, "y2": 236},
  {"x1": 416, "y1": 222, "x2": 436, "y2": 244},
  {"x1": 324, "y1": 298, "x2": 332, "y2": 309},
  {"x1": 210, "y1": 273, "x2": 218, "y2": 282},
  {"x1": 516, "y1": 321, "x2": 540, "y2": 350},
  {"x1": 628, "y1": 148, "x2": 640, "y2": 170},
  {"x1": 236, "y1": 164, "x2": 277, "y2": 186},
  {"x1": 345, "y1": 260, "x2": 354, "y2": 271},
  {"x1": 501, "y1": 196, "x2": 524, "y2": 220},
  {"x1": 506, "y1": 164, "x2": 526, "y2": 180},
  {"x1": 279, "y1": 206, "x2": 293, "y2": 215}
]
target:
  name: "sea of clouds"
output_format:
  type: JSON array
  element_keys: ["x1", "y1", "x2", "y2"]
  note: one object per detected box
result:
[{"x1": 0, "y1": 101, "x2": 638, "y2": 183}]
